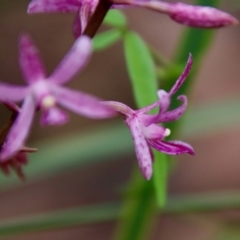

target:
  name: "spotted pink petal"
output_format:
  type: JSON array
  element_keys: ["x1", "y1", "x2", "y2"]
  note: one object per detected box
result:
[
  {"x1": 49, "y1": 36, "x2": 92, "y2": 85},
  {"x1": 52, "y1": 85, "x2": 116, "y2": 118},
  {"x1": 19, "y1": 34, "x2": 46, "y2": 84},
  {"x1": 127, "y1": 117, "x2": 153, "y2": 180},
  {"x1": 40, "y1": 107, "x2": 69, "y2": 125},
  {"x1": 27, "y1": 0, "x2": 80, "y2": 13},
  {"x1": 169, "y1": 53, "x2": 192, "y2": 96},
  {"x1": 147, "y1": 139, "x2": 194, "y2": 156},
  {"x1": 0, "y1": 95, "x2": 35, "y2": 161},
  {"x1": 0, "y1": 83, "x2": 28, "y2": 102},
  {"x1": 114, "y1": 0, "x2": 238, "y2": 28},
  {"x1": 156, "y1": 95, "x2": 187, "y2": 123},
  {"x1": 168, "y1": 3, "x2": 238, "y2": 28}
]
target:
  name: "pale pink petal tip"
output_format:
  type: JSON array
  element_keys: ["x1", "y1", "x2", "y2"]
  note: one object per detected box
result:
[{"x1": 141, "y1": 165, "x2": 152, "y2": 180}]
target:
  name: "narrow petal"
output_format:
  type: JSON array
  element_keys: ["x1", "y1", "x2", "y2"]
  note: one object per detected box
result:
[
  {"x1": 40, "y1": 107, "x2": 69, "y2": 125},
  {"x1": 3, "y1": 102, "x2": 20, "y2": 113},
  {"x1": 52, "y1": 85, "x2": 116, "y2": 118},
  {"x1": 49, "y1": 35, "x2": 92, "y2": 85},
  {"x1": 137, "y1": 99, "x2": 160, "y2": 115},
  {"x1": 168, "y1": 3, "x2": 238, "y2": 28},
  {"x1": 156, "y1": 95, "x2": 187, "y2": 123},
  {"x1": 28, "y1": 0, "x2": 80, "y2": 13},
  {"x1": 19, "y1": 34, "x2": 46, "y2": 84},
  {"x1": 169, "y1": 54, "x2": 192, "y2": 96},
  {"x1": 0, "y1": 83, "x2": 27, "y2": 102},
  {"x1": 115, "y1": 0, "x2": 239, "y2": 28},
  {"x1": 0, "y1": 95, "x2": 35, "y2": 160},
  {"x1": 148, "y1": 139, "x2": 194, "y2": 156},
  {"x1": 73, "y1": 12, "x2": 82, "y2": 38},
  {"x1": 103, "y1": 101, "x2": 133, "y2": 116},
  {"x1": 127, "y1": 117, "x2": 153, "y2": 180},
  {"x1": 141, "y1": 90, "x2": 170, "y2": 126},
  {"x1": 79, "y1": 1, "x2": 91, "y2": 34}
]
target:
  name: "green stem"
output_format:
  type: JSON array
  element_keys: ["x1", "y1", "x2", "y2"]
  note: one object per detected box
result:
[{"x1": 83, "y1": 0, "x2": 112, "y2": 38}]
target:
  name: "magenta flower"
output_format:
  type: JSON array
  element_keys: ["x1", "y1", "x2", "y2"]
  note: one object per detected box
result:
[
  {"x1": 0, "y1": 34, "x2": 115, "y2": 160},
  {"x1": 0, "y1": 102, "x2": 37, "y2": 179},
  {"x1": 28, "y1": 0, "x2": 238, "y2": 32},
  {"x1": 103, "y1": 54, "x2": 194, "y2": 180}
]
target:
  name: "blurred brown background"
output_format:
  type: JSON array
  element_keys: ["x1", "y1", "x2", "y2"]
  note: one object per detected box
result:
[{"x1": 0, "y1": 0, "x2": 240, "y2": 239}]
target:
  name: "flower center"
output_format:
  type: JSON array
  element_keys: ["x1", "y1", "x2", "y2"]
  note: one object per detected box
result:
[
  {"x1": 41, "y1": 95, "x2": 56, "y2": 109},
  {"x1": 164, "y1": 128, "x2": 171, "y2": 137}
]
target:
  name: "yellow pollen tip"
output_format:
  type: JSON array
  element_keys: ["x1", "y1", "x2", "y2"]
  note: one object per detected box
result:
[
  {"x1": 164, "y1": 128, "x2": 171, "y2": 137},
  {"x1": 42, "y1": 96, "x2": 55, "y2": 108}
]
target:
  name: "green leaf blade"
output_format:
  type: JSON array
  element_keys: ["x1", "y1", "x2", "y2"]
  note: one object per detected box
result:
[
  {"x1": 103, "y1": 9, "x2": 127, "y2": 28},
  {"x1": 93, "y1": 29, "x2": 122, "y2": 51},
  {"x1": 124, "y1": 31, "x2": 158, "y2": 107}
]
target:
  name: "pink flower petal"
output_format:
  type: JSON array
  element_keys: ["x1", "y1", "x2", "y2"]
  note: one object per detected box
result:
[
  {"x1": 40, "y1": 107, "x2": 69, "y2": 125},
  {"x1": 0, "y1": 83, "x2": 27, "y2": 102},
  {"x1": 19, "y1": 34, "x2": 46, "y2": 84},
  {"x1": 148, "y1": 139, "x2": 194, "y2": 156},
  {"x1": 157, "y1": 95, "x2": 187, "y2": 122},
  {"x1": 142, "y1": 123, "x2": 168, "y2": 139},
  {"x1": 102, "y1": 101, "x2": 133, "y2": 116},
  {"x1": 49, "y1": 35, "x2": 92, "y2": 85},
  {"x1": 73, "y1": 12, "x2": 82, "y2": 38},
  {"x1": 0, "y1": 95, "x2": 35, "y2": 160},
  {"x1": 127, "y1": 117, "x2": 153, "y2": 180},
  {"x1": 141, "y1": 90, "x2": 170, "y2": 126},
  {"x1": 28, "y1": 0, "x2": 80, "y2": 13},
  {"x1": 169, "y1": 53, "x2": 192, "y2": 96},
  {"x1": 52, "y1": 85, "x2": 116, "y2": 118},
  {"x1": 168, "y1": 3, "x2": 238, "y2": 28}
]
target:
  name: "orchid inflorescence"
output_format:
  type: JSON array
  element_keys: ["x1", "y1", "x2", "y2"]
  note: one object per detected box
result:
[{"x1": 0, "y1": 0, "x2": 238, "y2": 179}]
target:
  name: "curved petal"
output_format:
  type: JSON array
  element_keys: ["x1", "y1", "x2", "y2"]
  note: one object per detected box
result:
[
  {"x1": 0, "y1": 95, "x2": 35, "y2": 161},
  {"x1": 73, "y1": 12, "x2": 82, "y2": 38},
  {"x1": 3, "y1": 102, "x2": 21, "y2": 113},
  {"x1": 141, "y1": 90, "x2": 170, "y2": 126},
  {"x1": 19, "y1": 34, "x2": 46, "y2": 84},
  {"x1": 137, "y1": 99, "x2": 160, "y2": 115},
  {"x1": 0, "y1": 83, "x2": 27, "y2": 102},
  {"x1": 27, "y1": 0, "x2": 80, "y2": 13},
  {"x1": 40, "y1": 107, "x2": 69, "y2": 125},
  {"x1": 156, "y1": 95, "x2": 187, "y2": 123},
  {"x1": 169, "y1": 54, "x2": 192, "y2": 96},
  {"x1": 49, "y1": 35, "x2": 92, "y2": 85},
  {"x1": 52, "y1": 85, "x2": 116, "y2": 118},
  {"x1": 127, "y1": 117, "x2": 152, "y2": 180},
  {"x1": 102, "y1": 101, "x2": 133, "y2": 116},
  {"x1": 148, "y1": 139, "x2": 194, "y2": 156}
]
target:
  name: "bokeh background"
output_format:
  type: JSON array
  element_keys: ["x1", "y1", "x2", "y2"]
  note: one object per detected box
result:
[{"x1": 0, "y1": 0, "x2": 240, "y2": 239}]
